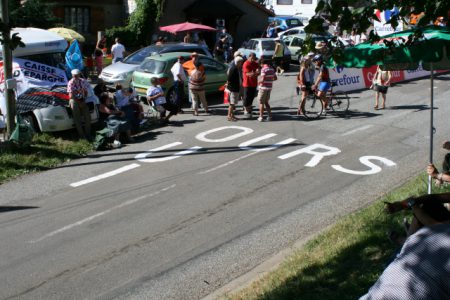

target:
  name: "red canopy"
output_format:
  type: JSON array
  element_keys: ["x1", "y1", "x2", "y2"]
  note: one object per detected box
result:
[{"x1": 159, "y1": 22, "x2": 217, "y2": 34}]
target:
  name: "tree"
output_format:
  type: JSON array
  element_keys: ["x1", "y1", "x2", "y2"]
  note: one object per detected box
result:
[
  {"x1": 9, "y1": 0, "x2": 59, "y2": 29},
  {"x1": 306, "y1": 0, "x2": 450, "y2": 36}
]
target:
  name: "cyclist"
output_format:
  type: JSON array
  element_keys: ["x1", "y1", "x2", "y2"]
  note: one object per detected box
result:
[
  {"x1": 296, "y1": 52, "x2": 315, "y2": 115},
  {"x1": 312, "y1": 54, "x2": 331, "y2": 110}
]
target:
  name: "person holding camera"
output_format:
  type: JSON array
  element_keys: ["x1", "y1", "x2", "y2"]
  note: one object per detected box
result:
[{"x1": 68, "y1": 69, "x2": 91, "y2": 140}]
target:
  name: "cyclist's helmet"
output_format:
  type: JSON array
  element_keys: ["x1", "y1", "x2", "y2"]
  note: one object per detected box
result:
[{"x1": 312, "y1": 54, "x2": 323, "y2": 62}]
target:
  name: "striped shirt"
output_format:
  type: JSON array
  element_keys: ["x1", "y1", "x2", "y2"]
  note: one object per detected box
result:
[
  {"x1": 188, "y1": 69, "x2": 205, "y2": 91},
  {"x1": 259, "y1": 64, "x2": 276, "y2": 90}
]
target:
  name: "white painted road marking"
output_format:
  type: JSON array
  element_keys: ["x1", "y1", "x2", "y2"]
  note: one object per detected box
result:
[
  {"x1": 198, "y1": 152, "x2": 258, "y2": 175},
  {"x1": 70, "y1": 163, "x2": 141, "y2": 187},
  {"x1": 30, "y1": 184, "x2": 176, "y2": 243},
  {"x1": 341, "y1": 125, "x2": 373, "y2": 136}
]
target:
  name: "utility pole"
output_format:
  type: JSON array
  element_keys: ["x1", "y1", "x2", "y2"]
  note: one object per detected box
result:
[{"x1": 1, "y1": 0, "x2": 16, "y2": 138}]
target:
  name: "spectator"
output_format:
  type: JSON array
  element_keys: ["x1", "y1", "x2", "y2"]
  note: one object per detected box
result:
[
  {"x1": 272, "y1": 38, "x2": 285, "y2": 75},
  {"x1": 266, "y1": 21, "x2": 277, "y2": 38},
  {"x1": 67, "y1": 69, "x2": 91, "y2": 140},
  {"x1": 156, "y1": 36, "x2": 165, "y2": 45},
  {"x1": 98, "y1": 92, "x2": 133, "y2": 146},
  {"x1": 111, "y1": 38, "x2": 126, "y2": 63},
  {"x1": 373, "y1": 65, "x2": 392, "y2": 110},
  {"x1": 146, "y1": 77, "x2": 178, "y2": 123},
  {"x1": 242, "y1": 52, "x2": 259, "y2": 118},
  {"x1": 214, "y1": 35, "x2": 227, "y2": 63},
  {"x1": 115, "y1": 86, "x2": 143, "y2": 131},
  {"x1": 427, "y1": 141, "x2": 450, "y2": 186},
  {"x1": 93, "y1": 78, "x2": 108, "y2": 98},
  {"x1": 183, "y1": 32, "x2": 193, "y2": 44},
  {"x1": 188, "y1": 61, "x2": 209, "y2": 116},
  {"x1": 226, "y1": 56, "x2": 244, "y2": 121},
  {"x1": 360, "y1": 223, "x2": 450, "y2": 300},
  {"x1": 257, "y1": 59, "x2": 277, "y2": 122},
  {"x1": 385, "y1": 193, "x2": 450, "y2": 245},
  {"x1": 296, "y1": 52, "x2": 315, "y2": 116},
  {"x1": 95, "y1": 36, "x2": 106, "y2": 75},
  {"x1": 170, "y1": 56, "x2": 187, "y2": 113},
  {"x1": 197, "y1": 34, "x2": 207, "y2": 47}
]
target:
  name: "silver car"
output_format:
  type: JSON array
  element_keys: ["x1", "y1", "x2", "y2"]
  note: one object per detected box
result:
[{"x1": 99, "y1": 43, "x2": 212, "y2": 89}]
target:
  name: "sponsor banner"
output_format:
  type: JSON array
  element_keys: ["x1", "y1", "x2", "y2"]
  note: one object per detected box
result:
[
  {"x1": 14, "y1": 58, "x2": 67, "y2": 86},
  {"x1": 403, "y1": 65, "x2": 431, "y2": 80},
  {"x1": 373, "y1": 20, "x2": 403, "y2": 37},
  {"x1": 329, "y1": 66, "x2": 365, "y2": 92},
  {"x1": 361, "y1": 65, "x2": 404, "y2": 88}
]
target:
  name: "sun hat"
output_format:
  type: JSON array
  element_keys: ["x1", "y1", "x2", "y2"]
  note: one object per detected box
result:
[
  {"x1": 234, "y1": 56, "x2": 244, "y2": 64},
  {"x1": 190, "y1": 52, "x2": 198, "y2": 58},
  {"x1": 315, "y1": 41, "x2": 325, "y2": 50}
]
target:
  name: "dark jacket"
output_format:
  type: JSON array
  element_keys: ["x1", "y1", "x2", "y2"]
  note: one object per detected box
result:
[{"x1": 227, "y1": 64, "x2": 241, "y2": 92}]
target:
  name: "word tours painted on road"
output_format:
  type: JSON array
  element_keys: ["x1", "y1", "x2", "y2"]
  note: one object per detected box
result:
[{"x1": 135, "y1": 126, "x2": 396, "y2": 176}]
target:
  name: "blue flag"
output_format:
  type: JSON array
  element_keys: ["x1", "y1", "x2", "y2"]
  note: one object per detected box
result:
[{"x1": 65, "y1": 40, "x2": 84, "y2": 77}]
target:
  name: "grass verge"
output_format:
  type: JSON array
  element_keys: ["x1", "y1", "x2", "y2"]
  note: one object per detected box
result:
[
  {"x1": 0, "y1": 133, "x2": 92, "y2": 185},
  {"x1": 222, "y1": 175, "x2": 450, "y2": 300}
]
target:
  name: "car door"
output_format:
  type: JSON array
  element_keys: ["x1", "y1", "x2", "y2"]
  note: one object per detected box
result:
[
  {"x1": 198, "y1": 57, "x2": 227, "y2": 94},
  {"x1": 290, "y1": 37, "x2": 303, "y2": 61}
]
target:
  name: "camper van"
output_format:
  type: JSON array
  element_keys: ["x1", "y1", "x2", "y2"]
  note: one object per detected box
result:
[{"x1": 0, "y1": 27, "x2": 98, "y2": 132}]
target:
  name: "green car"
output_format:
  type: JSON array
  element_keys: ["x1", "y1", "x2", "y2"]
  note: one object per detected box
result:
[{"x1": 132, "y1": 52, "x2": 228, "y2": 103}]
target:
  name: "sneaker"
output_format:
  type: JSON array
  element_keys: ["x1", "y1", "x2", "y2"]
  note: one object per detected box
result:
[
  {"x1": 112, "y1": 140, "x2": 122, "y2": 148},
  {"x1": 257, "y1": 116, "x2": 264, "y2": 122},
  {"x1": 266, "y1": 116, "x2": 272, "y2": 121}
]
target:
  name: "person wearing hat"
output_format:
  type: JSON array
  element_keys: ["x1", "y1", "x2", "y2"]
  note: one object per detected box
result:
[
  {"x1": 272, "y1": 38, "x2": 285, "y2": 76},
  {"x1": 67, "y1": 69, "x2": 91, "y2": 140},
  {"x1": 170, "y1": 56, "x2": 187, "y2": 113},
  {"x1": 189, "y1": 61, "x2": 209, "y2": 116},
  {"x1": 315, "y1": 41, "x2": 327, "y2": 55},
  {"x1": 296, "y1": 52, "x2": 315, "y2": 116},
  {"x1": 311, "y1": 54, "x2": 331, "y2": 111},
  {"x1": 146, "y1": 77, "x2": 178, "y2": 123}
]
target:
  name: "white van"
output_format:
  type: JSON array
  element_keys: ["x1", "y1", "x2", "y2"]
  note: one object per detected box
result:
[{"x1": 0, "y1": 27, "x2": 98, "y2": 132}]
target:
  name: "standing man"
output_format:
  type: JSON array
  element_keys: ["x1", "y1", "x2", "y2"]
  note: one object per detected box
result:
[
  {"x1": 372, "y1": 65, "x2": 392, "y2": 110},
  {"x1": 226, "y1": 56, "x2": 244, "y2": 121},
  {"x1": 257, "y1": 59, "x2": 277, "y2": 122},
  {"x1": 312, "y1": 54, "x2": 331, "y2": 111},
  {"x1": 170, "y1": 56, "x2": 187, "y2": 113},
  {"x1": 266, "y1": 21, "x2": 277, "y2": 38},
  {"x1": 272, "y1": 38, "x2": 285, "y2": 76},
  {"x1": 242, "y1": 52, "x2": 259, "y2": 118},
  {"x1": 67, "y1": 69, "x2": 91, "y2": 140},
  {"x1": 111, "y1": 38, "x2": 126, "y2": 63},
  {"x1": 214, "y1": 35, "x2": 227, "y2": 63},
  {"x1": 189, "y1": 61, "x2": 209, "y2": 116}
]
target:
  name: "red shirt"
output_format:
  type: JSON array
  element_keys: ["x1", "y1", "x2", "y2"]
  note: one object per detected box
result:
[{"x1": 242, "y1": 60, "x2": 259, "y2": 88}]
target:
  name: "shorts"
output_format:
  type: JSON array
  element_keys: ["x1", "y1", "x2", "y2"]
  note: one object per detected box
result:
[
  {"x1": 229, "y1": 91, "x2": 240, "y2": 105},
  {"x1": 273, "y1": 57, "x2": 283, "y2": 68},
  {"x1": 257, "y1": 89, "x2": 271, "y2": 105},
  {"x1": 374, "y1": 84, "x2": 389, "y2": 94},
  {"x1": 318, "y1": 81, "x2": 331, "y2": 92}
]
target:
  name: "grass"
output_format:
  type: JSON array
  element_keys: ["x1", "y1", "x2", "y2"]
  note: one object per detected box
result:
[
  {"x1": 222, "y1": 175, "x2": 450, "y2": 300},
  {"x1": 0, "y1": 133, "x2": 92, "y2": 185}
]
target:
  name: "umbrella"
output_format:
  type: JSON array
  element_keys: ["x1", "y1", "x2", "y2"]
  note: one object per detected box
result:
[
  {"x1": 16, "y1": 86, "x2": 69, "y2": 114},
  {"x1": 330, "y1": 25, "x2": 450, "y2": 193},
  {"x1": 48, "y1": 27, "x2": 85, "y2": 43},
  {"x1": 159, "y1": 22, "x2": 216, "y2": 34}
]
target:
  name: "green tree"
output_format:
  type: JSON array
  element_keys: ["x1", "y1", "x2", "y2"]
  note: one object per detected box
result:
[
  {"x1": 106, "y1": 0, "x2": 164, "y2": 49},
  {"x1": 306, "y1": 0, "x2": 450, "y2": 35},
  {"x1": 9, "y1": 0, "x2": 59, "y2": 29}
]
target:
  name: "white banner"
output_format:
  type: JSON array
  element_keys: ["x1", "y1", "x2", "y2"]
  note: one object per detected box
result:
[
  {"x1": 14, "y1": 58, "x2": 67, "y2": 86},
  {"x1": 330, "y1": 66, "x2": 366, "y2": 92}
]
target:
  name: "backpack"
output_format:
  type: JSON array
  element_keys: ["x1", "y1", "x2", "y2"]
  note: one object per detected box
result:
[{"x1": 93, "y1": 127, "x2": 114, "y2": 151}]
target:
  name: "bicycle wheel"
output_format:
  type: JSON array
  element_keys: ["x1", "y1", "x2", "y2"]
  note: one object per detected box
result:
[
  {"x1": 329, "y1": 92, "x2": 349, "y2": 115},
  {"x1": 302, "y1": 93, "x2": 323, "y2": 119}
]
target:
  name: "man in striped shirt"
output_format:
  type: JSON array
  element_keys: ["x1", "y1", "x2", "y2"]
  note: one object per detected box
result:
[
  {"x1": 257, "y1": 60, "x2": 277, "y2": 122},
  {"x1": 188, "y1": 61, "x2": 209, "y2": 116}
]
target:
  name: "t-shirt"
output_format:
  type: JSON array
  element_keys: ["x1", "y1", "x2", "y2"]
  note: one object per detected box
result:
[
  {"x1": 319, "y1": 64, "x2": 330, "y2": 82},
  {"x1": 170, "y1": 61, "x2": 187, "y2": 82},
  {"x1": 182, "y1": 60, "x2": 205, "y2": 76},
  {"x1": 242, "y1": 60, "x2": 259, "y2": 88},
  {"x1": 115, "y1": 89, "x2": 136, "y2": 108},
  {"x1": 67, "y1": 77, "x2": 88, "y2": 100},
  {"x1": 188, "y1": 69, "x2": 205, "y2": 91},
  {"x1": 259, "y1": 64, "x2": 276, "y2": 90},
  {"x1": 146, "y1": 85, "x2": 166, "y2": 105},
  {"x1": 111, "y1": 43, "x2": 125, "y2": 59}
]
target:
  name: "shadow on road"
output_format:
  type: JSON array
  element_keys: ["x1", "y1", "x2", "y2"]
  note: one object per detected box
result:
[{"x1": 0, "y1": 206, "x2": 39, "y2": 213}]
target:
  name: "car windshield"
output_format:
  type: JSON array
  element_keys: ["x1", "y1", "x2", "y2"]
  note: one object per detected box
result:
[
  {"x1": 261, "y1": 40, "x2": 276, "y2": 51},
  {"x1": 286, "y1": 19, "x2": 303, "y2": 27},
  {"x1": 139, "y1": 59, "x2": 166, "y2": 74},
  {"x1": 123, "y1": 46, "x2": 160, "y2": 65}
]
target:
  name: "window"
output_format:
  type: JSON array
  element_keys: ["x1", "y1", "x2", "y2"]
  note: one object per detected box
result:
[
  {"x1": 64, "y1": 7, "x2": 90, "y2": 33},
  {"x1": 301, "y1": 0, "x2": 313, "y2": 4},
  {"x1": 277, "y1": 0, "x2": 293, "y2": 4}
]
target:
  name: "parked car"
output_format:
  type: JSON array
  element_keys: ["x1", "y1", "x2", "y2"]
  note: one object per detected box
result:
[
  {"x1": 277, "y1": 26, "x2": 305, "y2": 39},
  {"x1": 237, "y1": 38, "x2": 291, "y2": 71},
  {"x1": 99, "y1": 43, "x2": 212, "y2": 90},
  {"x1": 282, "y1": 34, "x2": 329, "y2": 62},
  {"x1": 269, "y1": 16, "x2": 304, "y2": 31},
  {"x1": 132, "y1": 52, "x2": 228, "y2": 103}
]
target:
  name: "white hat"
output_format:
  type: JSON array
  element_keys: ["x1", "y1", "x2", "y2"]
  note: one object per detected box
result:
[
  {"x1": 234, "y1": 56, "x2": 244, "y2": 64},
  {"x1": 315, "y1": 41, "x2": 325, "y2": 50},
  {"x1": 233, "y1": 50, "x2": 244, "y2": 58},
  {"x1": 307, "y1": 52, "x2": 315, "y2": 57},
  {"x1": 71, "y1": 69, "x2": 81, "y2": 75}
]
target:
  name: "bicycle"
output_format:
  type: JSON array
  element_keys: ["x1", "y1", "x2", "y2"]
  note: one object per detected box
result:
[{"x1": 301, "y1": 82, "x2": 349, "y2": 119}]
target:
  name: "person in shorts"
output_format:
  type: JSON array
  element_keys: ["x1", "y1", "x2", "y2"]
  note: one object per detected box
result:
[
  {"x1": 226, "y1": 56, "x2": 244, "y2": 121},
  {"x1": 257, "y1": 59, "x2": 277, "y2": 121},
  {"x1": 373, "y1": 65, "x2": 392, "y2": 110},
  {"x1": 242, "y1": 52, "x2": 259, "y2": 118},
  {"x1": 296, "y1": 52, "x2": 315, "y2": 115},
  {"x1": 312, "y1": 54, "x2": 331, "y2": 110}
]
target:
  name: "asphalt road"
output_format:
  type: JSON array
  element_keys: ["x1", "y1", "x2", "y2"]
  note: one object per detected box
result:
[{"x1": 1, "y1": 71, "x2": 449, "y2": 300}]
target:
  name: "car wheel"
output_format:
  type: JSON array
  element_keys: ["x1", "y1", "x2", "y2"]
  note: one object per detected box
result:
[
  {"x1": 22, "y1": 113, "x2": 40, "y2": 133},
  {"x1": 167, "y1": 87, "x2": 177, "y2": 104}
]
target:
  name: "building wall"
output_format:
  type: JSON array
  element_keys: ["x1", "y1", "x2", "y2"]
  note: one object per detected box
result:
[{"x1": 265, "y1": 0, "x2": 317, "y2": 19}]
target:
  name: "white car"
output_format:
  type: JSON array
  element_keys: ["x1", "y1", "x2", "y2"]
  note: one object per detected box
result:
[{"x1": 277, "y1": 26, "x2": 305, "y2": 39}]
